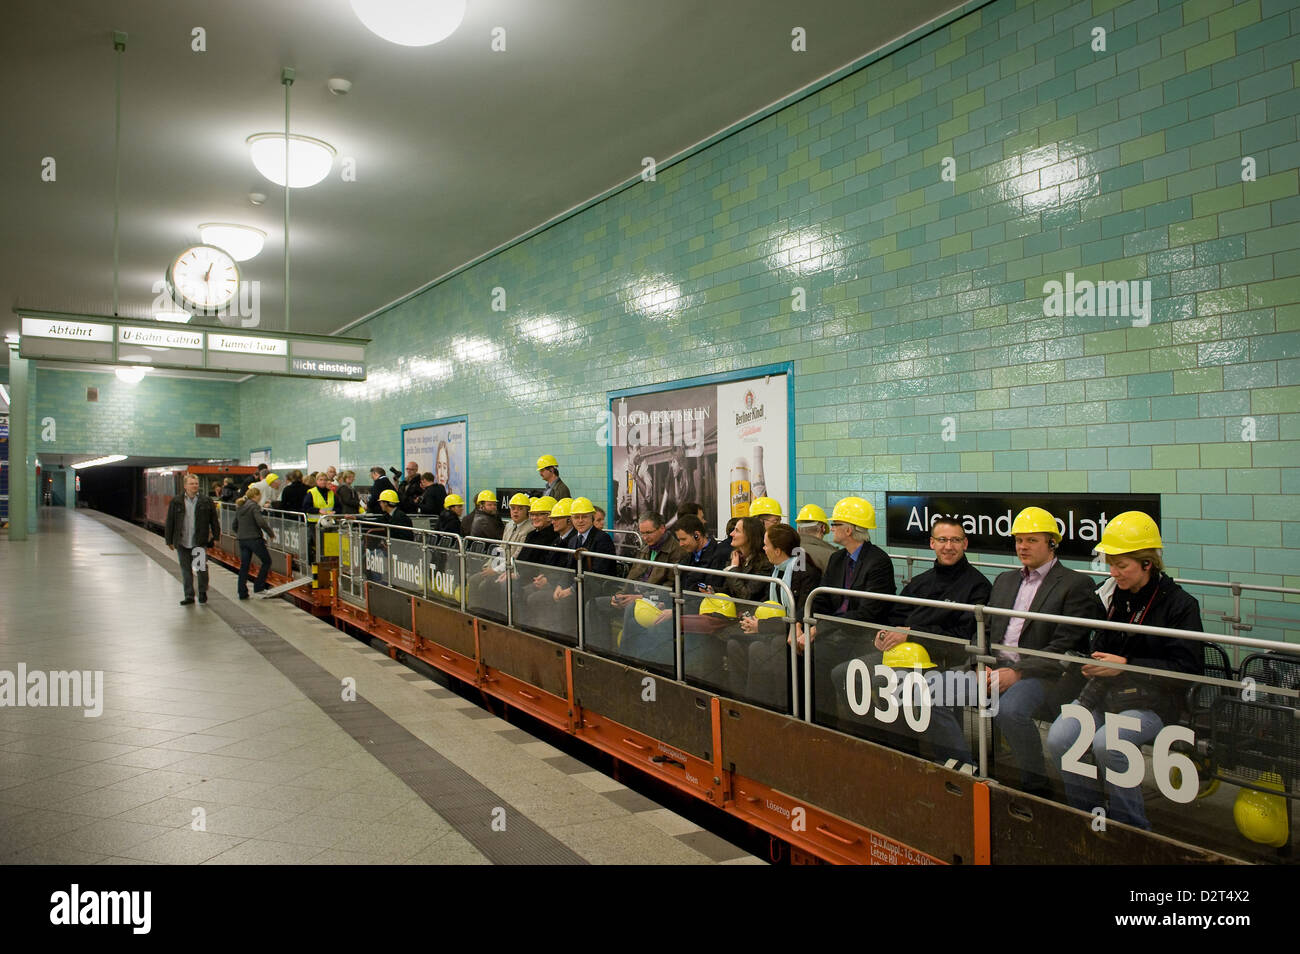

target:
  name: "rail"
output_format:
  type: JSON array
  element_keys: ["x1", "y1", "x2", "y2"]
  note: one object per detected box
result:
[{"x1": 216, "y1": 501, "x2": 310, "y2": 572}]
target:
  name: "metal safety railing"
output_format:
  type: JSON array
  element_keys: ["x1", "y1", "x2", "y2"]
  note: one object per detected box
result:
[
  {"x1": 216, "y1": 501, "x2": 310, "y2": 571},
  {"x1": 326, "y1": 516, "x2": 796, "y2": 699},
  {"x1": 801, "y1": 585, "x2": 1300, "y2": 790},
  {"x1": 885, "y1": 550, "x2": 1300, "y2": 648}
]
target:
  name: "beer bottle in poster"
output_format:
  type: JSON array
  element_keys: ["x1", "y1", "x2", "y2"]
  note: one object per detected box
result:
[
  {"x1": 730, "y1": 457, "x2": 751, "y2": 517},
  {"x1": 752, "y1": 445, "x2": 767, "y2": 499}
]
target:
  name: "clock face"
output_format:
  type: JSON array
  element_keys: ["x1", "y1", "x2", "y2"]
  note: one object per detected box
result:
[{"x1": 167, "y1": 245, "x2": 240, "y2": 311}]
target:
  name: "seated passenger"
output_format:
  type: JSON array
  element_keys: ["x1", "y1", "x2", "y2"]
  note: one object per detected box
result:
[
  {"x1": 437, "y1": 494, "x2": 466, "y2": 534},
  {"x1": 685, "y1": 517, "x2": 772, "y2": 686},
  {"x1": 712, "y1": 517, "x2": 774, "y2": 602},
  {"x1": 361, "y1": 489, "x2": 414, "y2": 542},
  {"x1": 1046, "y1": 512, "x2": 1202, "y2": 829},
  {"x1": 802, "y1": 496, "x2": 897, "y2": 729},
  {"x1": 593, "y1": 505, "x2": 606, "y2": 531},
  {"x1": 462, "y1": 490, "x2": 504, "y2": 546},
  {"x1": 728, "y1": 523, "x2": 822, "y2": 708},
  {"x1": 522, "y1": 498, "x2": 576, "y2": 636},
  {"x1": 987, "y1": 507, "x2": 1104, "y2": 796},
  {"x1": 834, "y1": 517, "x2": 991, "y2": 764},
  {"x1": 675, "y1": 514, "x2": 730, "y2": 598},
  {"x1": 795, "y1": 503, "x2": 835, "y2": 573},
  {"x1": 467, "y1": 493, "x2": 534, "y2": 613},
  {"x1": 609, "y1": 511, "x2": 688, "y2": 663},
  {"x1": 519, "y1": 496, "x2": 558, "y2": 563}
]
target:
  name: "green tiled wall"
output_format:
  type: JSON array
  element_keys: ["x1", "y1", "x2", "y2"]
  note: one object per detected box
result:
[
  {"x1": 224, "y1": 0, "x2": 1297, "y2": 639},
  {"x1": 34, "y1": 369, "x2": 241, "y2": 459}
]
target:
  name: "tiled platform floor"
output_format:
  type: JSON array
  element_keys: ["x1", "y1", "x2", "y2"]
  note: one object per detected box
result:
[{"x1": 0, "y1": 508, "x2": 761, "y2": 865}]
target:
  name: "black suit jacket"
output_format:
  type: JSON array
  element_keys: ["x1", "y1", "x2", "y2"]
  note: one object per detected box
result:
[
  {"x1": 988, "y1": 560, "x2": 1103, "y2": 679},
  {"x1": 571, "y1": 528, "x2": 617, "y2": 578},
  {"x1": 809, "y1": 541, "x2": 896, "y2": 625}
]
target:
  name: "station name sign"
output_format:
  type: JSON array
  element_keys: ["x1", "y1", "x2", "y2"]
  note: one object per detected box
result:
[
  {"x1": 885, "y1": 492, "x2": 1162, "y2": 560},
  {"x1": 15, "y1": 311, "x2": 368, "y2": 382}
]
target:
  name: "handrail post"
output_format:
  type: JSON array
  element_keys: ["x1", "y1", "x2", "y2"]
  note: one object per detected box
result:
[
  {"x1": 673, "y1": 565, "x2": 683, "y2": 683},
  {"x1": 802, "y1": 590, "x2": 816, "y2": 724},
  {"x1": 575, "y1": 551, "x2": 585, "y2": 651},
  {"x1": 457, "y1": 535, "x2": 467, "y2": 612},
  {"x1": 505, "y1": 540, "x2": 514, "y2": 628},
  {"x1": 420, "y1": 533, "x2": 430, "y2": 602},
  {"x1": 974, "y1": 603, "x2": 989, "y2": 779}
]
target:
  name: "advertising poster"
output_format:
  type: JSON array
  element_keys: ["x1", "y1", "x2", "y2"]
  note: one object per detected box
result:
[
  {"x1": 609, "y1": 367, "x2": 791, "y2": 537},
  {"x1": 402, "y1": 417, "x2": 467, "y2": 499}
]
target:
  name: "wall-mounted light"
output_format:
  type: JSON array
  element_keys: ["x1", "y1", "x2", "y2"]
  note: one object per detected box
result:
[
  {"x1": 114, "y1": 366, "x2": 146, "y2": 384},
  {"x1": 198, "y1": 223, "x2": 266, "y2": 261},
  {"x1": 350, "y1": 0, "x2": 465, "y2": 46},
  {"x1": 246, "y1": 133, "x2": 336, "y2": 188}
]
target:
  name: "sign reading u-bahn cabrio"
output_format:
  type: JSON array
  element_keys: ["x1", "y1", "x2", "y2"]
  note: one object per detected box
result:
[
  {"x1": 15, "y1": 310, "x2": 368, "y2": 381},
  {"x1": 885, "y1": 492, "x2": 1161, "y2": 560}
]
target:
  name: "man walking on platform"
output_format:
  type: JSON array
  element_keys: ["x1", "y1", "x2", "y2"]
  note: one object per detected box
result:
[{"x1": 164, "y1": 474, "x2": 221, "y2": 605}]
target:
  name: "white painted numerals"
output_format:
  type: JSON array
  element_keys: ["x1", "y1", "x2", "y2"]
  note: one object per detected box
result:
[{"x1": 1058, "y1": 704, "x2": 1198, "y2": 804}]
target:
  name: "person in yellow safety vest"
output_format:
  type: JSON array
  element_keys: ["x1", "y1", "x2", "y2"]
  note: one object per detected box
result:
[{"x1": 303, "y1": 471, "x2": 336, "y2": 521}]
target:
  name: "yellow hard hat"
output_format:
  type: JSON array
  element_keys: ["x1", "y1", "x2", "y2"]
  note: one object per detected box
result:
[
  {"x1": 634, "y1": 598, "x2": 665, "y2": 628},
  {"x1": 796, "y1": 504, "x2": 828, "y2": 525},
  {"x1": 1095, "y1": 510, "x2": 1163, "y2": 554},
  {"x1": 1233, "y1": 773, "x2": 1289, "y2": 847},
  {"x1": 569, "y1": 496, "x2": 595, "y2": 515},
  {"x1": 530, "y1": 495, "x2": 556, "y2": 514},
  {"x1": 444, "y1": 494, "x2": 465, "y2": 508},
  {"x1": 831, "y1": 496, "x2": 876, "y2": 529},
  {"x1": 1010, "y1": 506, "x2": 1061, "y2": 542},
  {"x1": 699, "y1": 595, "x2": 737, "y2": 618},
  {"x1": 476, "y1": 489, "x2": 497, "y2": 504},
  {"x1": 536, "y1": 454, "x2": 558, "y2": 471},
  {"x1": 754, "y1": 600, "x2": 786, "y2": 621},
  {"x1": 508, "y1": 492, "x2": 531, "y2": 508},
  {"x1": 749, "y1": 497, "x2": 782, "y2": 518},
  {"x1": 265, "y1": 472, "x2": 280, "y2": 483},
  {"x1": 882, "y1": 641, "x2": 936, "y2": 670},
  {"x1": 551, "y1": 498, "x2": 572, "y2": 518},
  {"x1": 378, "y1": 489, "x2": 400, "y2": 504}
]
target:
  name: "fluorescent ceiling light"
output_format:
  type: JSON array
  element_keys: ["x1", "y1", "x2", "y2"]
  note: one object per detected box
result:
[
  {"x1": 72, "y1": 455, "x2": 128, "y2": 470},
  {"x1": 199, "y1": 223, "x2": 266, "y2": 261},
  {"x1": 115, "y1": 366, "x2": 147, "y2": 384},
  {"x1": 246, "y1": 133, "x2": 336, "y2": 188},
  {"x1": 351, "y1": 0, "x2": 466, "y2": 46}
]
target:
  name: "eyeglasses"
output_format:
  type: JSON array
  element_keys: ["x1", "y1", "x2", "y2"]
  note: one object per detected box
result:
[
  {"x1": 931, "y1": 536, "x2": 965, "y2": 545},
  {"x1": 830, "y1": 521, "x2": 851, "y2": 528}
]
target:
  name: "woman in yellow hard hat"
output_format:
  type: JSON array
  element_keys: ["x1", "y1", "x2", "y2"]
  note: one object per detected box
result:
[{"x1": 1045, "y1": 511, "x2": 1204, "y2": 830}]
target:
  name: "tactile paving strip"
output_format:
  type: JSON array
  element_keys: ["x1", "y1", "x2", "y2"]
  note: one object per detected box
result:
[{"x1": 96, "y1": 514, "x2": 587, "y2": 866}]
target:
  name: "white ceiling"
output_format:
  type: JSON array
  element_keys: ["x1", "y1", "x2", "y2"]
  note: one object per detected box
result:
[{"x1": 2, "y1": 0, "x2": 963, "y2": 355}]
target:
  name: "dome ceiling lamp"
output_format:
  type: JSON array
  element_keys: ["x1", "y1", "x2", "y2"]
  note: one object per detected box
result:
[{"x1": 350, "y1": 0, "x2": 466, "y2": 46}]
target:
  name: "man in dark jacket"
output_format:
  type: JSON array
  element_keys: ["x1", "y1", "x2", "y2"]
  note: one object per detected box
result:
[
  {"x1": 369, "y1": 466, "x2": 397, "y2": 502},
  {"x1": 833, "y1": 517, "x2": 992, "y2": 763},
  {"x1": 462, "y1": 490, "x2": 504, "y2": 546},
  {"x1": 437, "y1": 494, "x2": 466, "y2": 535},
  {"x1": 986, "y1": 507, "x2": 1104, "y2": 795},
  {"x1": 398, "y1": 460, "x2": 423, "y2": 513},
  {"x1": 536, "y1": 454, "x2": 571, "y2": 502},
  {"x1": 675, "y1": 515, "x2": 731, "y2": 598},
  {"x1": 164, "y1": 474, "x2": 221, "y2": 605},
  {"x1": 803, "y1": 497, "x2": 897, "y2": 730},
  {"x1": 416, "y1": 472, "x2": 447, "y2": 516},
  {"x1": 362, "y1": 489, "x2": 413, "y2": 542}
]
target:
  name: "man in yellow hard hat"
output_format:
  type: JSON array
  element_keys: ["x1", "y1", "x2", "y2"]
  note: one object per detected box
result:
[
  {"x1": 362, "y1": 488, "x2": 413, "y2": 542},
  {"x1": 749, "y1": 497, "x2": 783, "y2": 531},
  {"x1": 462, "y1": 490, "x2": 504, "y2": 543},
  {"x1": 522, "y1": 498, "x2": 577, "y2": 636},
  {"x1": 518, "y1": 496, "x2": 558, "y2": 565},
  {"x1": 833, "y1": 516, "x2": 992, "y2": 764},
  {"x1": 606, "y1": 509, "x2": 687, "y2": 664},
  {"x1": 986, "y1": 505, "x2": 1103, "y2": 797},
  {"x1": 1045, "y1": 511, "x2": 1201, "y2": 828},
  {"x1": 437, "y1": 493, "x2": 466, "y2": 534},
  {"x1": 468, "y1": 492, "x2": 535, "y2": 614},
  {"x1": 795, "y1": 503, "x2": 835, "y2": 572},
  {"x1": 536, "y1": 454, "x2": 571, "y2": 501},
  {"x1": 803, "y1": 496, "x2": 897, "y2": 731}
]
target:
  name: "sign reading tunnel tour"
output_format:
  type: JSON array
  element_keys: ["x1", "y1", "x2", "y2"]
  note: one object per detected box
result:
[
  {"x1": 16, "y1": 310, "x2": 368, "y2": 382},
  {"x1": 885, "y1": 492, "x2": 1161, "y2": 561}
]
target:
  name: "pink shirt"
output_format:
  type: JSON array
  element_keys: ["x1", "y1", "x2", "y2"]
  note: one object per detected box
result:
[{"x1": 1000, "y1": 558, "x2": 1056, "y2": 663}]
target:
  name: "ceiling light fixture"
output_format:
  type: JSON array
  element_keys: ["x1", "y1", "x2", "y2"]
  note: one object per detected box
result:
[
  {"x1": 246, "y1": 133, "x2": 336, "y2": 188},
  {"x1": 350, "y1": 0, "x2": 466, "y2": 46},
  {"x1": 198, "y1": 223, "x2": 266, "y2": 261},
  {"x1": 114, "y1": 366, "x2": 146, "y2": 384},
  {"x1": 154, "y1": 310, "x2": 192, "y2": 323},
  {"x1": 72, "y1": 455, "x2": 128, "y2": 470}
]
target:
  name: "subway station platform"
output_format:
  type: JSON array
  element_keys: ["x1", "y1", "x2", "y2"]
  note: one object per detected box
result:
[{"x1": 0, "y1": 508, "x2": 761, "y2": 865}]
